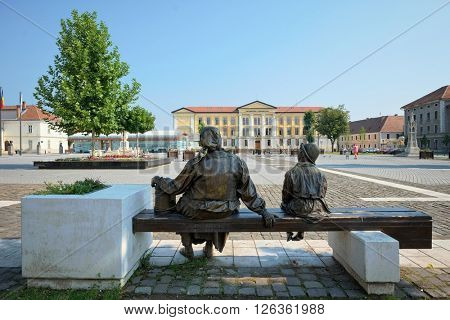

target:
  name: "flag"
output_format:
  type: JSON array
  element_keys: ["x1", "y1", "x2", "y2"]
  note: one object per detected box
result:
[{"x1": 0, "y1": 87, "x2": 4, "y2": 109}]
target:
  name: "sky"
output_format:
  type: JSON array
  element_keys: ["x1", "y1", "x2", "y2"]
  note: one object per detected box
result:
[{"x1": 1, "y1": 0, "x2": 449, "y2": 129}]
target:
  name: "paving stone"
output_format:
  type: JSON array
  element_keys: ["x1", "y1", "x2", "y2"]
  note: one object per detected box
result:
[
  {"x1": 239, "y1": 287, "x2": 256, "y2": 296},
  {"x1": 303, "y1": 281, "x2": 324, "y2": 289},
  {"x1": 272, "y1": 283, "x2": 288, "y2": 292},
  {"x1": 298, "y1": 273, "x2": 318, "y2": 281},
  {"x1": 275, "y1": 291, "x2": 290, "y2": 298},
  {"x1": 223, "y1": 285, "x2": 238, "y2": 295},
  {"x1": 345, "y1": 289, "x2": 367, "y2": 299},
  {"x1": 190, "y1": 277, "x2": 204, "y2": 285},
  {"x1": 307, "y1": 288, "x2": 328, "y2": 298},
  {"x1": 159, "y1": 275, "x2": 173, "y2": 283},
  {"x1": 254, "y1": 278, "x2": 270, "y2": 286},
  {"x1": 321, "y1": 279, "x2": 337, "y2": 288},
  {"x1": 328, "y1": 287, "x2": 347, "y2": 298},
  {"x1": 131, "y1": 276, "x2": 142, "y2": 285},
  {"x1": 397, "y1": 279, "x2": 413, "y2": 288},
  {"x1": 204, "y1": 281, "x2": 220, "y2": 288},
  {"x1": 152, "y1": 284, "x2": 169, "y2": 294},
  {"x1": 256, "y1": 286, "x2": 273, "y2": 297},
  {"x1": 186, "y1": 285, "x2": 201, "y2": 295},
  {"x1": 167, "y1": 287, "x2": 187, "y2": 295},
  {"x1": 403, "y1": 287, "x2": 428, "y2": 299},
  {"x1": 171, "y1": 280, "x2": 188, "y2": 287},
  {"x1": 286, "y1": 277, "x2": 301, "y2": 286},
  {"x1": 423, "y1": 288, "x2": 447, "y2": 299},
  {"x1": 339, "y1": 280, "x2": 361, "y2": 290},
  {"x1": 124, "y1": 285, "x2": 136, "y2": 294},
  {"x1": 287, "y1": 286, "x2": 306, "y2": 297},
  {"x1": 203, "y1": 287, "x2": 221, "y2": 295},
  {"x1": 281, "y1": 268, "x2": 295, "y2": 276},
  {"x1": 140, "y1": 279, "x2": 156, "y2": 287},
  {"x1": 134, "y1": 286, "x2": 152, "y2": 295}
]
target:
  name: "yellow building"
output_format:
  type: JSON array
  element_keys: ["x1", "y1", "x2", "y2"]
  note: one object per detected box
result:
[{"x1": 172, "y1": 100, "x2": 325, "y2": 152}]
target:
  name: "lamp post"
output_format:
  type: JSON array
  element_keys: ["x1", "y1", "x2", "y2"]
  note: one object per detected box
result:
[{"x1": 19, "y1": 93, "x2": 23, "y2": 156}]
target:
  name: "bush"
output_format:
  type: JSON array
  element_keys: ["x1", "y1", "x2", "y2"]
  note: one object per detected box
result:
[{"x1": 36, "y1": 179, "x2": 107, "y2": 195}]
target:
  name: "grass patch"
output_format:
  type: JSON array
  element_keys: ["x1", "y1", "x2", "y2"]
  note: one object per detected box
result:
[
  {"x1": 0, "y1": 287, "x2": 121, "y2": 300},
  {"x1": 168, "y1": 257, "x2": 209, "y2": 273},
  {"x1": 34, "y1": 179, "x2": 107, "y2": 195}
]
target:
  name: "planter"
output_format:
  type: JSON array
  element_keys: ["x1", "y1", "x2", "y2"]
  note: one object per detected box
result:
[
  {"x1": 21, "y1": 184, "x2": 152, "y2": 289},
  {"x1": 419, "y1": 151, "x2": 434, "y2": 159},
  {"x1": 183, "y1": 150, "x2": 196, "y2": 161},
  {"x1": 167, "y1": 150, "x2": 179, "y2": 159},
  {"x1": 33, "y1": 158, "x2": 171, "y2": 169}
]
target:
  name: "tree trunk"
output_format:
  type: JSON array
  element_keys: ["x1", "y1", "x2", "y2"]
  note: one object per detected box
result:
[
  {"x1": 122, "y1": 131, "x2": 126, "y2": 155},
  {"x1": 330, "y1": 139, "x2": 335, "y2": 153},
  {"x1": 91, "y1": 130, "x2": 95, "y2": 157}
]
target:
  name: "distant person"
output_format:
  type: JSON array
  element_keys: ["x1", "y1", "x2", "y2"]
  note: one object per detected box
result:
[
  {"x1": 352, "y1": 144, "x2": 359, "y2": 159},
  {"x1": 343, "y1": 148, "x2": 349, "y2": 160}
]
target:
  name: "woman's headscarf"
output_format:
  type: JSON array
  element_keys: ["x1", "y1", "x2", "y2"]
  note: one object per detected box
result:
[{"x1": 199, "y1": 126, "x2": 222, "y2": 152}]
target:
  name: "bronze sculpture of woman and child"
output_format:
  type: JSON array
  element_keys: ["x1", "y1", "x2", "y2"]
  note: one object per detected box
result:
[{"x1": 151, "y1": 126, "x2": 330, "y2": 259}]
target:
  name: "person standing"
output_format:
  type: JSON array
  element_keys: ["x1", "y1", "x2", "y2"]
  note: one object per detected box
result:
[{"x1": 352, "y1": 144, "x2": 359, "y2": 159}]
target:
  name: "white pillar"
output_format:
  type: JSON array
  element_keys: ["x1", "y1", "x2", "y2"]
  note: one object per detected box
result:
[
  {"x1": 250, "y1": 114, "x2": 255, "y2": 137},
  {"x1": 190, "y1": 115, "x2": 195, "y2": 134}
]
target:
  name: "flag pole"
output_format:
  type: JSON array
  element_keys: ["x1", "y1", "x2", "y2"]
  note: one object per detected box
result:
[{"x1": 19, "y1": 92, "x2": 23, "y2": 156}]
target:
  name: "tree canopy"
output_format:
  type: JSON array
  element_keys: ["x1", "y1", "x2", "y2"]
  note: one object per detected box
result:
[
  {"x1": 125, "y1": 106, "x2": 155, "y2": 135},
  {"x1": 315, "y1": 105, "x2": 350, "y2": 151},
  {"x1": 303, "y1": 111, "x2": 316, "y2": 143},
  {"x1": 34, "y1": 10, "x2": 141, "y2": 154}
]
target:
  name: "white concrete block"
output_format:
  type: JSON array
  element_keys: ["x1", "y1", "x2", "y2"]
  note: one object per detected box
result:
[
  {"x1": 21, "y1": 184, "x2": 152, "y2": 289},
  {"x1": 328, "y1": 231, "x2": 400, "y2": 295}
]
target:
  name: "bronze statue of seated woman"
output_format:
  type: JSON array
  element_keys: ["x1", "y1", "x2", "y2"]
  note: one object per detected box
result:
[{"x1": 151, "y1": 126, "x2": 276, "y2": 259}]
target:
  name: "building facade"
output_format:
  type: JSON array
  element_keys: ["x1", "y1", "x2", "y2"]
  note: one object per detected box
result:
[
  {"x1": 401, "y1": 85, "x2": 450, "y2": 151},
  {"x1": 339, "y1": 115, "x2": 404, "y2": 151},
  {"x1": 0, "y1": 104, "x2": 68, "y2": 154},
  {"x1": 172, "y1": 100, "x2": 330, "y2": 152}
]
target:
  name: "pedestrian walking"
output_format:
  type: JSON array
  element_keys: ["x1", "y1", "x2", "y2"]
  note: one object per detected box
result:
[{"x1": 352, "y1": 144, "x2": 359, "y2": 159}]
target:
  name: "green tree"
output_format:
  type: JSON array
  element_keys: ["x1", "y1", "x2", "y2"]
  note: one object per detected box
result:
[
  {"x1": 420, "y1": 135, "x2": 429, "y2": 149},
  {"x1": 315, "y1": 105, "x2": 350, "y2": 152},
  {"x1": 359, "y1": 127, "x2": 366, "y2": 141},
  {"x1": 443, "y1": 134, "x2": 450, "y2": 152},
  {"x1": 198, "y1": 121, "x2": 205, "y2": 134},
  {"x1": 303, "y1": 111, "x2": 316, "y2": 143},
  {"x1": 34, "y1": 10, "x2": 140, "y2": 155},
  {"x1": 126, "y1": 106, "x2": 155, "y2": 154}
]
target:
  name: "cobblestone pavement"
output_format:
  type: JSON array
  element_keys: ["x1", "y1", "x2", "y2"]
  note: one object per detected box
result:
[
  {"x1": 1, "y1": 155, "x2": 449, "y2": 298},
  {"x1": 121, "y1": 239, "x2": 450, "y2": 299}
]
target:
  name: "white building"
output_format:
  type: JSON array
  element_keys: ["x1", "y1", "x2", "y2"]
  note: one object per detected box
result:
[{"x1": 0, "y1": 104, "x2": 68, "y2": 154}]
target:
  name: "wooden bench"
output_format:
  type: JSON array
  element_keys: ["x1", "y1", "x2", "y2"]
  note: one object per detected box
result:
[{"x1": 133, "y1": 207, "x2": 432, "y2": 249}]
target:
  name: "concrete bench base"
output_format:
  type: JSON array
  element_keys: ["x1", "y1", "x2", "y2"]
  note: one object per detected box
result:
[
  {"x1": 22, "y1": 184, "x2": 152, "y2": 289},
  {"x1": 328, "y1": 231, "x2": 400, "y2": 295}
]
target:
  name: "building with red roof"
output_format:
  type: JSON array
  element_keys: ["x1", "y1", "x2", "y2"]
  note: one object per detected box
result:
[
  {"x1": 172, "y1": 100, "x2": 332, "y2": 152},
  {"x1": 0, "y1": 104, "x2": 67, "y2": 154}
]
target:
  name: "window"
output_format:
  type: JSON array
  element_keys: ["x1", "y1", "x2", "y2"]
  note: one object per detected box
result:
[
  {"x1": 28, "y1": 140, "x2": 32, "y2": 150},
  {"x1": 420, "y1": 127, "x2": 423, "y2": 134},
  {"x1": 243, "y1": 117, "x2": 249, "y2": 125},
  {"x1": 223, "y1": 139, "x2": 227, "y2": 147},
  {"x1": 286, "y1": 117, "x2": 291, "y2": 125},
  {"x1": 287, "y1": 128, "x2": 292, "y2": 136},
  {"x1": 206, "y1": 117, "x2": 211, "y2": 125},
  {"x1": 244, "y1": 140, "x2": 248, "y2": 147},
  {"x1": 279, "y1": 128, "x2": 283, "y2": 136},
  {"x1": 294, "y1": 128, "x2": 299, "y2": 135},
  {"x1": 254, "y1": 128, "x2": 261, "y2": 136},
  {"x1": 265, "y1": 128, "x2": 272, "y2": 136},
  {"x1": 407, "y1": 116, "x2": 410, "y2": 122},
  {"x1": 435, "y1": 111, "x2": 438, "y2": 120},
  {"x1": 230, "y1": 117, "x2": 236, "y2": 125},
  {"x1": 387, "y1": 134, "x2": 390, "y2": 139},
  {"x1": 368, "y1": 134, "x2": 370, "y2": 139},
  {"x1": 427, "y1": 112, "x2": 430, "y2": 121},
  {"x1": 198, "y1": 117, "x2": 203, "y2": 124},
  {"x1": 434, "y1": 140, "x2": 438, "y2": 150},
  {"x1": 396, "y1": 134, "x2": 400, "y2": 139},
  {"x1": 279, "y1": 117, "x2": 283, "y2": 125},
  {"x1": 243, "y1": 128, "x2": 250, "y2": 137},
  {"x1": 294, "y1": 117, "x2": 299, "y2": 125},
  {"x1": 267, "y1": 139, "x2": 271, "y2": 147},
  {"x1": 230, "y1": 128, "x2": 235, "y2": 136},
  {"x1": 435, "y1": 125, "x2": 438, "y2": 133},
  {"x1": 223, "y1": 117, "x2": 227, "y2": 125},
  {"x1": 231, "y1": 139, "x2": 236, "y2": 147},
  {"x1": 265, "y1": 117, "x2": 273, "y2": 125},
  {"x1": 413, "y1": 114, "x2": 416, "y2": 121},
  {"x1": 374, "y1": 134, "x2": 377, "y2": 139},
  {"x1": 279, "y1": 139, "x2": 283, "y2": 146},
  {"x1": 427, "y1": 126, "x2": 430, "y2": 133},
  {"x1": 222, "y1": 128, "x2": 228, "y2": 136},
  {"x1": 215, "y1": 117, "x2": 219, "y2": 125},
  {"x1": 419, "y1": 114, "x2": 423, "y2": 124},
  {"x1": 28, "y1": 125, "x2": 33, "y2": 134},
  {"x1": 254, "y1": 117, "x2": 261, "y2": 126},
  {"x1": 296, "y1": 139, "x2": 300, "y2": 146}
]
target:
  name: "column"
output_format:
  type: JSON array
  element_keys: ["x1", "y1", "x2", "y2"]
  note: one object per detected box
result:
[{"x1": 250, "y1": 114, "x2": 255, "y2": 137}]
